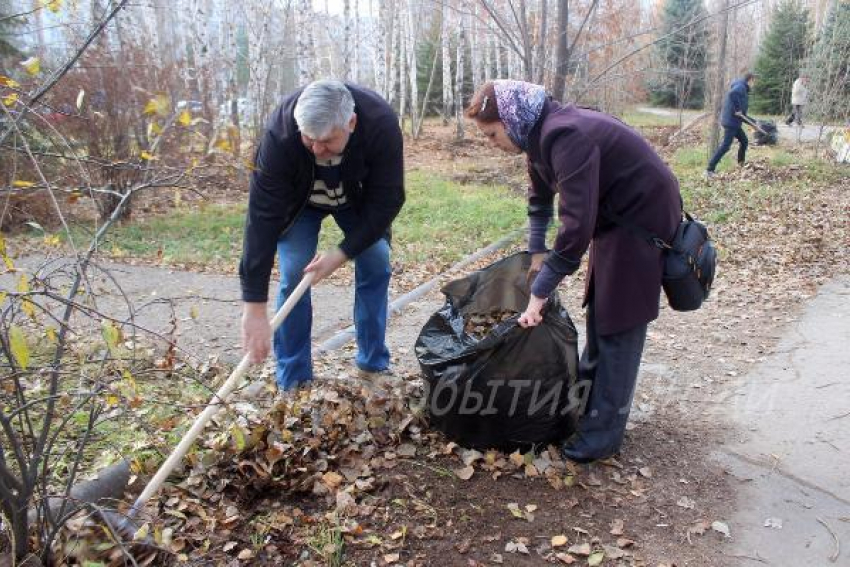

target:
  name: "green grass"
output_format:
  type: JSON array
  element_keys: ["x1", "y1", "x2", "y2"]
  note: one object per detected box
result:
[
  {"x1": 66, "y1": 170, "x2": 525, "y2": 270},
  {"x1": 619, "y1": 107, "x2": 699, "y2": 128}
]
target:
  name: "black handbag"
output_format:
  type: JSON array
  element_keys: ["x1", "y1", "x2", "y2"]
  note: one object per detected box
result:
[{"x1": 603, "y1": 209, "x2": 717, "y2": 312}]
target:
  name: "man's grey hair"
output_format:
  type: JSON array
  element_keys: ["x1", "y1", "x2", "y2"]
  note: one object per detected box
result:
[{"x1": 294, "y1": 80, "x2": 355, "y2": 139}]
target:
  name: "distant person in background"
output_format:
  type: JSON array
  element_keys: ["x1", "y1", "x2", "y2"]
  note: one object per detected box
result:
[
  {"x1": 706, "y1": 72, "x2": 757, "y2": 179},
  {"x1": 785, "y1": 74, "x2": 808, "y2": 127}
]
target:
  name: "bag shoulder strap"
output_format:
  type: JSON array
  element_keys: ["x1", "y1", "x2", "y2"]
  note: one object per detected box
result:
[{"x1": 600, "y1": 206, "x2": 679, "y2": 251}]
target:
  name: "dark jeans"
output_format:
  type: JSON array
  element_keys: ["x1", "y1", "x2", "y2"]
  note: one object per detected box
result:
[
  {"x1": 707, "y1": 126, "x2": 748, "y2": 172},
  {"x1": 562, "y1": 300, "x2": 648, "y2": 460}
]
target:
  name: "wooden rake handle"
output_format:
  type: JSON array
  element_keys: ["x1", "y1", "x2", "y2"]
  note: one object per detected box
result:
[{"x1": 127, "y1": 272, "x2": 315, "y2": 519}]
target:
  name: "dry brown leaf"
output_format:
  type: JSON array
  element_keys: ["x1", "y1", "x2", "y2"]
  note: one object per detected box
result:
[
  {"x1": 610, "y1": 518, "x2": 625, "y2": 536},
  {"x1": 455, "y1": 465, "x2": 475, "y2": 480}
]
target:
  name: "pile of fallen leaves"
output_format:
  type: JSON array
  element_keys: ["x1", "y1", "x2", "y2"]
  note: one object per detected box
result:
[
  {"x1": 463, "y1": 309, "x2": 519, "y2": 339},
  {"x1": 54, "y1": 377, "x2": 431, "y2": 564},
  {"x1": 710, "y1": 157, "x2": 807, "y2": 184}
]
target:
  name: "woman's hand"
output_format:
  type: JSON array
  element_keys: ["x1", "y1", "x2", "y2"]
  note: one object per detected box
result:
[{"x1": 518, "y1": 294, "x2": 547, "y2": 328}]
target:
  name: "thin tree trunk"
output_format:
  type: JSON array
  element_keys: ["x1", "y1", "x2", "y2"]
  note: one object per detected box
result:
[
  {"x1": 387, "y1": 4, "x2": 399, "y2": 107},
  {"x1": 535, "y1": 0, "x2": 548, "y2": 84},
  {"x1": 354, "y1": 0, "x2": 360, "y2": 82},
  {"x1": 441, "y1": 2, "x2": 453, "y2": 123},
  {"x1": 414, "y1": 32, "x2": 441, "y2": 138},
  {"x1": 484, "y1": 29, "x2": 493, "y2": 82},
  {"x1": 407, "y1": 0, "x2": 419, "y2": 131},
  {"x1": 495, "y1": 33, "x2": 503, "y2": 78},
  {"x1": 296, "y1": 0, "x2": 315, "y2": 85},
  {"x1": 553, "y1": 0, "x2": 569, "y2": 100},
  {"x1": 343, "y1": 0, "x2": 351, "y2": 80},
  {"x1": 373, "y1": 0, "x2": 387, "y2": 98},
  {"x1": 469, "y1": 8, "x2": 481, "y2": 90},
  {"x1": 455, "y1": 23, "x2": 465, "y2": 140},
  {"x1": 707, "y1": 0, "x2": 729, "y2": 156}
]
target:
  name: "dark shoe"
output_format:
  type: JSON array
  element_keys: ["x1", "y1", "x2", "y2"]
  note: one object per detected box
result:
[{"x1": 560, "y1": 438, "x2": 610, "y2": 464}]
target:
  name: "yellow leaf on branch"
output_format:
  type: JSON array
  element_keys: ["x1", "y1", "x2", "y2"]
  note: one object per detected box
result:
[
  {"x1": 213, "y1": 137, "x2": 232, "y2": 153},
  {"x1": 9, "y1": 326, "x2": 30, "y2": 370},
  {"x1": 20, "y1": 57, "x2": 41, "y2": 76},
  {"x1": 17, "y1": 275, "x2": 36, "y2": 319},
  {"x1": 177, "y1": 110, "x2": 192, "y2": 126},
  {"x1": 12, "y1": 180, "x2": 35, "y2": 188},
  {"x1": 41, "y1": 0, "x2": 63, "y2": 13},
  {"x1": 3, "y1": 93, "x2": 18, "y2": 107},
  {"x1": 143, "y1": 94, "x2": 170, "y2": 117},
  {"x1": 140, "y1": 151, "x2": 156, "y2": 161},
  {"x1": 101, "y1": 320, "x2": 122, "y2": 352},
  {"x1": 0, "y1": 75, "x2": 20, "y2": 88}
]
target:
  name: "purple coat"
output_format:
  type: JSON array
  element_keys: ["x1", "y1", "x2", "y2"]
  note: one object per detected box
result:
[{"x1": 527, "y1": 101, "x2": 681, "y2": 335}]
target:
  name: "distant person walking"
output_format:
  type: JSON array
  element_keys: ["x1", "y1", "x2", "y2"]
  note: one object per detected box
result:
[
  {"x1": 785, "y1": 75, "x2": 808, "y2": 127},
  {"x1": 706, "y1": 72, "x2": 756, "y2": 179}
]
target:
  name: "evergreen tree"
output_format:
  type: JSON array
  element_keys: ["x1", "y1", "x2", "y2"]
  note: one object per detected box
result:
[
  {"x1": 806, "y1": 1, "x2": 850, "y2": 121},
  {"x1": 649, "y1": 0, "x2": 709, "y2": 109},
  {"x1": 751, "y1": 1, "x2": 809, "y2": 114}
]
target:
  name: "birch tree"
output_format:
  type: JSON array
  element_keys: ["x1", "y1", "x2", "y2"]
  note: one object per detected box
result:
[
  {"x1": 535, "y1": 0, "x2": 548, "y2": 84},
  {"x1": 405, "y1": 0, "x2": 420, "y2": 129},
  {"x1": 442, "y1": 2, "x2": 454, "y2": 122},
  {"x1": 343, "y1": 0, "x2": 352, "y2": 80},
  {"x1": 373, "y1": 0, "x2": 388, "y2": 98},
  {"x1": 297, "y1": 0, "x2": 315, "y2": 85},
  {"x1": 455, "y1": 20, "x2": 466, "y2": 140}
]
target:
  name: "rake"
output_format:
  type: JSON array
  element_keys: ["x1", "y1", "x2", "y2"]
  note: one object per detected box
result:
[{"x1": 116, "y1": 272, "x2": 315, "y2": 535}]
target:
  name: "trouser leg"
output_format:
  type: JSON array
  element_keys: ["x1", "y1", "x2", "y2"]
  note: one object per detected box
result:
[
  {"x1": 707, "y1": 127, "x2": 736, "y2": 172},
  {"x1": 274, "y1": 207, "x2": 323, "y2": 389},
  {"x1": 331, "y1": 207, "x2": 392, "y2": 372},
  {"x1": 735, "y1": 127, "x2": 749, "y2": 164},
  {"x1": 562, "y1": 300, "x2": 648, "y2": 460}
]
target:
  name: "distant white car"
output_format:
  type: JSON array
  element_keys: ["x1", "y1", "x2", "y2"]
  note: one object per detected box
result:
[{"x1": 176, "y1": 100, "x2": 203, "y2": 113}]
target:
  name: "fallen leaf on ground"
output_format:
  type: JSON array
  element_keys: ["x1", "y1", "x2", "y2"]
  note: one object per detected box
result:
[
  {"x1": 764, "y1": 517, "x2": 783, "y2": 529},
  {"x1": 610, "y1": 518, "x2": 624, "y2": 536},
  {"x1": 712, "y1": 520, "x2": 731, "y2": 538},
  {"x1": 455, "y1": 465, "x2": 475, "y2": 480}
]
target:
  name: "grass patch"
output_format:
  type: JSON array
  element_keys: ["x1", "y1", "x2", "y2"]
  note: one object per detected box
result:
[
  {"x1": 63, "y1": 170, "x2": 525, "y2": 270},
  {"x1": 619, "y1": 107, "x2": 699, "y2": 128}
]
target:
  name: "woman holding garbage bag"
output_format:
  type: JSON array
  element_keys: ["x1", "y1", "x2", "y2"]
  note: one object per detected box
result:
[{"x1": 465, "y1": 80, "x2": 681, "y2": 463}]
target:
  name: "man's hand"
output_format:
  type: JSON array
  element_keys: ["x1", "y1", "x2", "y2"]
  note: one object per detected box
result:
[
  {"x1": 526, "y1": 252, "x2": 546, "y2": 289},
  {"x1": 242, "y1": 302, "x2": 271, "y2": 364},
  {"x1": 304, "y1": 248, "x2": 348, "y2": 285},
  {"x1": 518, "y1": 294, "x2": 547, "y2": 328}
]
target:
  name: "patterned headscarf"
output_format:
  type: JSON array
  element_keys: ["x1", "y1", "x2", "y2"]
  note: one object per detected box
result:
[{"x1": 493, "y1": 80, "x2": 547, "y2": 152}]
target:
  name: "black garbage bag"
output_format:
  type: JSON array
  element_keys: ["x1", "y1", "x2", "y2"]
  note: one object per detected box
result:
[
  {"x1": 414, "y1": 253, "x2": 581, "y2": 452},
  {"x1": 753, "y1": 119, "x2": 778, "y2": 146}
]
